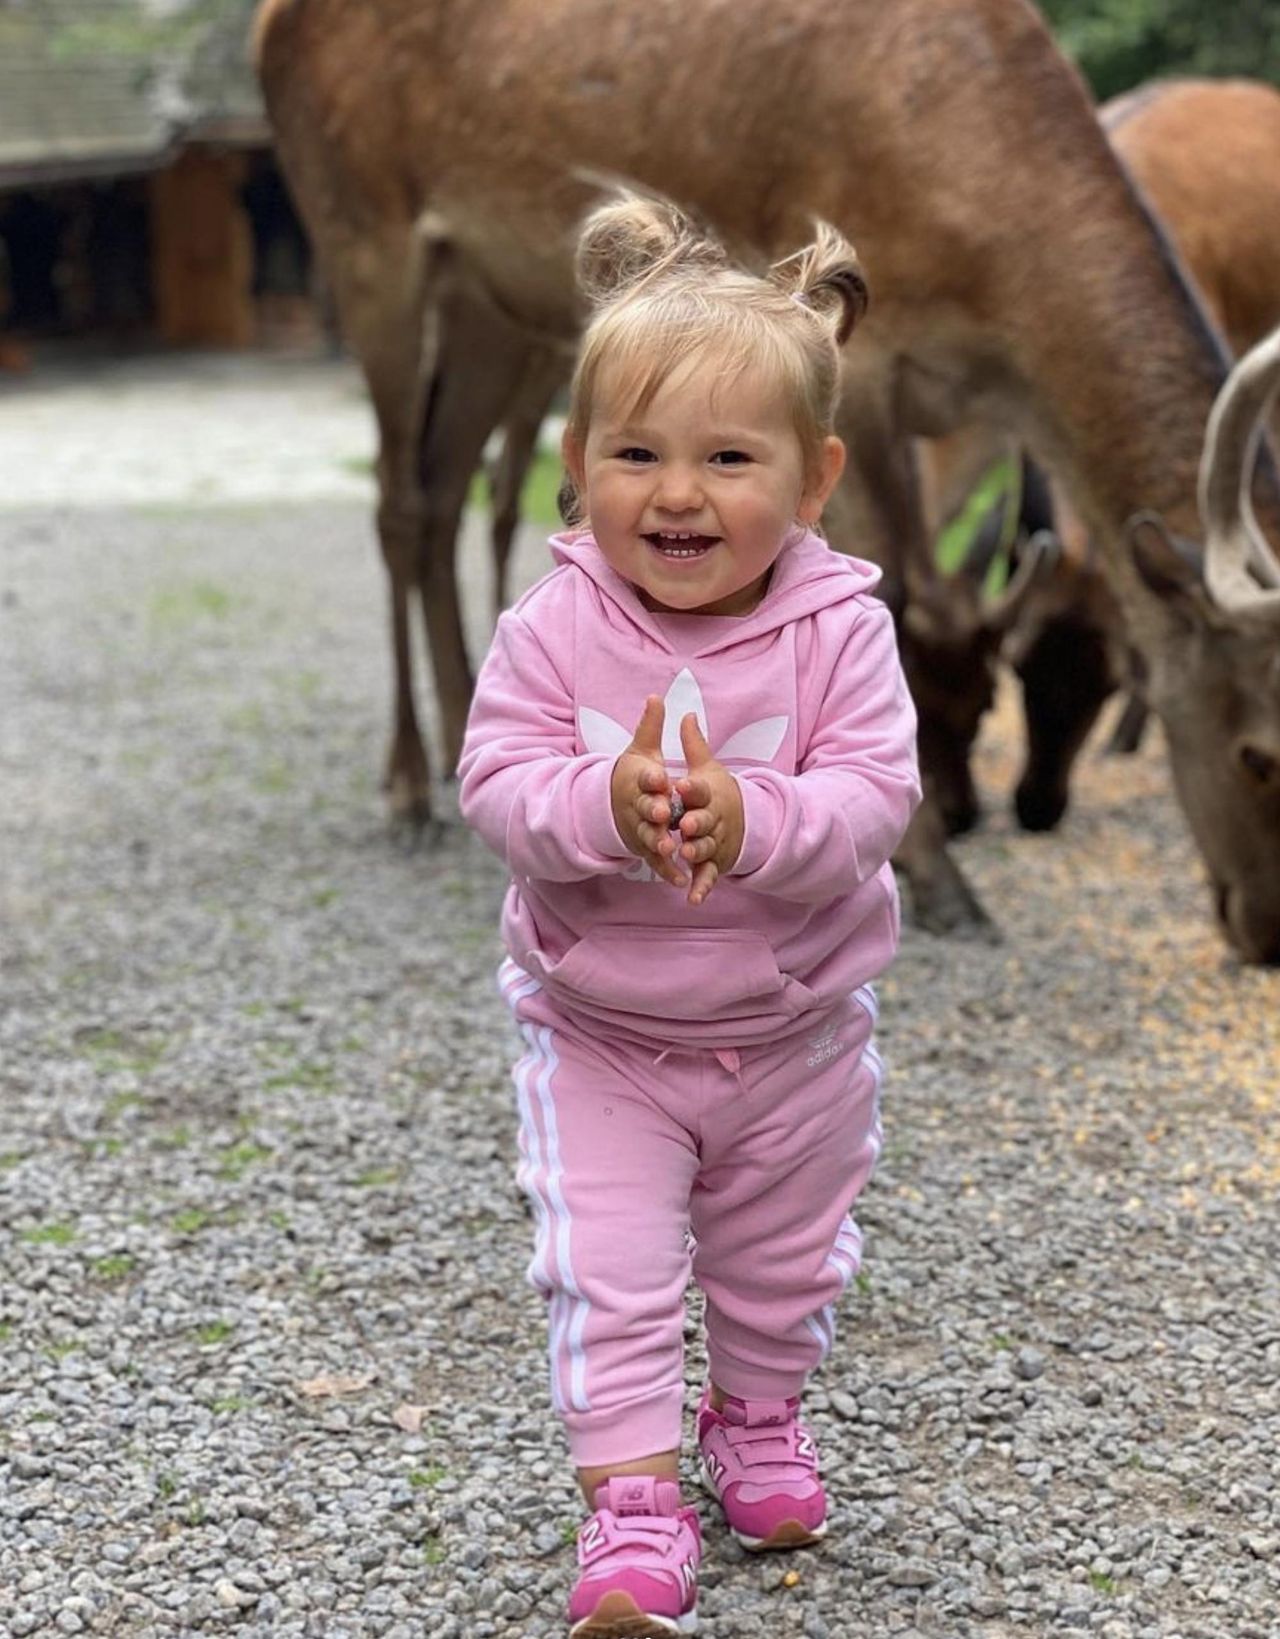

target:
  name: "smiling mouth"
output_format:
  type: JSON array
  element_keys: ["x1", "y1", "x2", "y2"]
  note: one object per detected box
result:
[{"x1": 645, "y1": 531, "x2": 719, "y2": 558}]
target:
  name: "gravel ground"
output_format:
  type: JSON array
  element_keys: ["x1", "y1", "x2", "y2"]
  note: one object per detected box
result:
[{"x1": 2, "y1": 354, "x2": 1279, "y2": 1639}]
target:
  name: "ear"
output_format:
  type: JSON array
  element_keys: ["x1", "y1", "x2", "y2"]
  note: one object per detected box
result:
[
  {"x1": 797, "y1": 435, "x2": 846, "y2": 525},
  {"x1": 561, "y1": 427, "x2": 587, "y2": 497},
  {"x1": 1126, "y1": 511, "x2": 1213, "y2": 630}
]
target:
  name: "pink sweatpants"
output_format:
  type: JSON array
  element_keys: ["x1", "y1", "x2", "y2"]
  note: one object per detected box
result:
[{"x1": 500, "y1": 958, "x2": 885, "y2": 1468}]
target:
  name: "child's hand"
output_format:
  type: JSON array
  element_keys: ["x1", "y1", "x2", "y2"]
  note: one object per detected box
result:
[
  {"x1": 610, "y1": 696, "x2": 685, "y2": 888},
  {"x1": 672, "y1": 714, "x2": 745, "y2": 906}
]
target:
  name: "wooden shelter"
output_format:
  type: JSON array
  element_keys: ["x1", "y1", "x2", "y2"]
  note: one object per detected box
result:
[{"x1": 0, "y1": 0, "x2": 313, "y2": 351}]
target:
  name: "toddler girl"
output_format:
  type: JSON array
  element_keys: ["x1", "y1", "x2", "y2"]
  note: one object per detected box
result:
[{"x1": 459, "y1": 195, "x2": 921, "y2": 1639}]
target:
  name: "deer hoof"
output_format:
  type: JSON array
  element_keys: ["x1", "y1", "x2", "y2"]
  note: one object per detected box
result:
[{"x1": 910, "y1": 874, "x2": 1001, "y2": 942}]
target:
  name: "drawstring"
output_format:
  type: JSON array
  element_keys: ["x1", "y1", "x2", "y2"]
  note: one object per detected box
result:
[
  {"x1": 713, "y1": 1046, "x2": 748, "y2": 1097},
  {"x1": 653, "y1": 1044, "x2": 748, "y2": 1096}
]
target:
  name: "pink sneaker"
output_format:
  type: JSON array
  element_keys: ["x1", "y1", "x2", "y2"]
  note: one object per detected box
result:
[
  {"x1": 697, "y1": 1389, "x2": 827, "y2": 1551},
  {"x1": 568, "y1": 1475, "x2": 701, "y2": 1637}
]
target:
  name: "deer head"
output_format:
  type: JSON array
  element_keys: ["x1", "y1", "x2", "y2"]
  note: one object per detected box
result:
[
  {"x1": 1127, "y1": 326, "x2": 1280, "y2": 964},
  {"x1": 901, "y1": 530, "x2": 1058, "y2": 836}
]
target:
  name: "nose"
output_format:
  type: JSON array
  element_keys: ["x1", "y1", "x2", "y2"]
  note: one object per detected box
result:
[
  {"x1": 654, "y1": 462, "x2": 703, "y2": 512},
  {"x1": 1218, "y1": 881, "x2": 1280, "y2": 966}
]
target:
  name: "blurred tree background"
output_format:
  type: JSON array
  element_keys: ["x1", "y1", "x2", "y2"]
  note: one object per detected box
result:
[{"x1": 1040, "y1": 0, "x2": 1280, "y2": 100}]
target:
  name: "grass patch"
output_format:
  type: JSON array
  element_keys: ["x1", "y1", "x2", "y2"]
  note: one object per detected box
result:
[
  {"x1": 211, "y1": 1395, "x2": 252, "y2": 1415},
  {"x1": 170, "y1": 1208, "x2": 212, "y2": 1235},
  {"x1": 0, "y1": 1151, "x2": 27, "y2": 1170},
  {"x1": 264, "y1": 1060, "x2": 337, "y2": 1096},
  {"x1": 78, "y1": 1028, "x2": 167, "y2": 1078},
  {"x1": 92, "y1": 1254, "x2": 136, "y2": 1282},
  {"x1": 224, "y1": 701, "x2": 269, "y2": 735},
  {"x1": 408, "y1": 1466, "x2": 447, "y2": 1489},
  {"x1": 21, "y1": 1222, "x2": 77, "y2": 1247},
  {"x1": 469, "y1": 443, "x2": 565, "y2": 529},
  {"x1": 1088, "y1": 1572, "x2": 1117, "y2": 1595},
  {"x1": 104, "y1": 1089, "x2": 145, "y2": 1118},
  {"x1": 0, "y1": 1323, "x2": 14, "y2": 1343},
  {"x1": 147, "y1": 580, "x2": 236, "y2": 630},
  {"x1": 355, "y1": 1167, "x2": 400, "y2": 1189},
  {"x1": 218, "y1": 1142, "x2": 272, "y2": 1181},
  {"x1": 252, "y1": 760, "x2": 293, "y2": 795},
  {"x1": 194, "y1": 1321, "x2": 236, "y2": 1348}
]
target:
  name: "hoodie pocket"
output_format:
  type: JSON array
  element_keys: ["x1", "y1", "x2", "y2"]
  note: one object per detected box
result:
[{"x1": 535, "y1": 925, "x2": 809, "y2": 1022}]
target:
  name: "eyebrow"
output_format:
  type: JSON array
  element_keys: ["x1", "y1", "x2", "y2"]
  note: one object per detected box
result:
[{"x1": 604, "y1": 422, "x2": 774, "y2": 444}]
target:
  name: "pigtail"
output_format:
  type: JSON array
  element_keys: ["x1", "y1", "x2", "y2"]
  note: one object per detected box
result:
[
  {"x1": 771, "y1": 221, "x2": 868, "y2": 345},
  {"x1": 575, "y1": 193, "x2": 728, "y2": 309}
]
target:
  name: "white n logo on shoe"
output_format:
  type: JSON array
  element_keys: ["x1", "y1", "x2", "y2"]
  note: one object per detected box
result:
[
  {"x1": 579, "y1": 1518, "x2": 605, "y2": 1556},
  {"x1": 796, "y1": 1430, "x2": 816, "y2": 1462},
  {"x1": 705, "y1": 1452, "x2": 726, "y2": 1489},
  {"x1": 679, "y1": 1557, "x2": 698, "y2": 1596}
]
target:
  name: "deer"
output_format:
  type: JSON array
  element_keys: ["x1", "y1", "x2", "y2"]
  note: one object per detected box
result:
[
  {"x1": 918, "y1": 75, "x2": 1280, "y2": 838},
  {"x1": 253, "y1": 0, "x2": 1280, "y2": 964}
]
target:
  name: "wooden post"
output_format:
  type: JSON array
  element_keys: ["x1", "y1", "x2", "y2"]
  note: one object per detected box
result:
[{"x1": 150, "y1": 147, "x2": 253, "y2": 347}]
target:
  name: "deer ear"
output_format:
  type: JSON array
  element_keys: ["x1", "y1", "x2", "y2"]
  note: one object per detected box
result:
[{"x1": 1126, "y1": 511, "x2": 1211, "y2": 627}]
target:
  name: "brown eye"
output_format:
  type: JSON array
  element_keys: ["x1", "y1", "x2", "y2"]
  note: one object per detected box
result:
[{"x1": 1238, "y1": 743, "x2": 1278, "y2": 785}]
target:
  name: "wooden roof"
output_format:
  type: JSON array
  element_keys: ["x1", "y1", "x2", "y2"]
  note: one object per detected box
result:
[{"x1": 0, "y1": 0, "x2": 265, "y2": 187}]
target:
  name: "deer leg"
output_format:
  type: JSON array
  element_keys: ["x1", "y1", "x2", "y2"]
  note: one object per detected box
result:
[
  {"x1": 837, "y1": 380, "x2": 995, "y2": 935},
  {"x1": 1011, "y1": 612, "x2": 1115, "y2": 831},
  {"x1": 894, "y1": 790, "x2": 999, "y2": 940},
  {"x1": 376, "y1": 494, "x2": 432, "y2": 824},
  {"x1": 415, "y1": 291, "x2": 544, "y2": 774},
  {"x1": 313, "y1": 222, "x2": 440, "y2": 828},
  {"x1": 1104, "y1": 693, "x2": 1149, "y2": 756},
  {"x1": 489, "y1": 349, "x2": 565, "y2": 618},
  {"x1": 1103, "y1": 649, "x2": 1151, "y2": 756}
]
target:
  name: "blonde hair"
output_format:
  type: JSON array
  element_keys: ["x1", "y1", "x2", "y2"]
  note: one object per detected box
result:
[{"x1": 562, "y1": 194, "x2": 867, "y2": 523}]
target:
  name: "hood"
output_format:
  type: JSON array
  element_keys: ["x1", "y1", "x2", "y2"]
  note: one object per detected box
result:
[{"x1": 548, "y1": 527, "x2": 882, "y2": 656}]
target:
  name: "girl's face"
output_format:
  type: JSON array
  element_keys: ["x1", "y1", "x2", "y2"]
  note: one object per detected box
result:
[{"x1": 563, "y1": 357, "x2": 845, "y2": 617}]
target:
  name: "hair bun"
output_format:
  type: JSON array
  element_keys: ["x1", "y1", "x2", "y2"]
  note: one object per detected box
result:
[
  {"x1": 575, "y1": 193, "x2": 728, "y2": 307},
  {"x1": 772, "y1": 221, "x2": 868, "y2": 345},
  {"x1": 809, "y1": 264, "x2": 869, "y2": 345}
]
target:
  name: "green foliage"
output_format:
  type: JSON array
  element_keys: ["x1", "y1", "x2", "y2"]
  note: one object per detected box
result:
[
  {"x1": 1038, "y1": 0, "x2": 1280, "y2": 100},
  {"x1": 21, "y1": 1222, "x2": 77, "y2": 1247},
  {"x1": 470, "y1": 446, "x2": 566, "y2": 530}
]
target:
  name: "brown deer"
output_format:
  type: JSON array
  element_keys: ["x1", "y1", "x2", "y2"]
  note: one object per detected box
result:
[
  {"x1": 920, "y1": 76, "x2": 1280, "y2": 837},
  {"x1": 254, "y1": 0, "x2": 1280, "y2": 963}
]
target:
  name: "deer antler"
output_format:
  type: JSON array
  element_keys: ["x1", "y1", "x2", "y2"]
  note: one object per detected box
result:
[
  {"x1": 983, "y1": 529, "x2": 1060, "y2": 635},
  {"x1": 1199, "y1": 326, "x2": 1280, "y2": 613}
]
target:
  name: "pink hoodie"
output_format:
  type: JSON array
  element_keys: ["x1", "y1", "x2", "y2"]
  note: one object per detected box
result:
[{"x1": 459, "y1": 529, "x2": 921, "y2": 1048}]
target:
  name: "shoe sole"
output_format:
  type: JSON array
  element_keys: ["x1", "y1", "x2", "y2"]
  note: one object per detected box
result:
[
  {"x1": 568, "y1": 1590, "x2": 698, "y2": 1636},
  {"x1": 700, "y1": 1458, "x2": 827, "y2": 1553}
]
